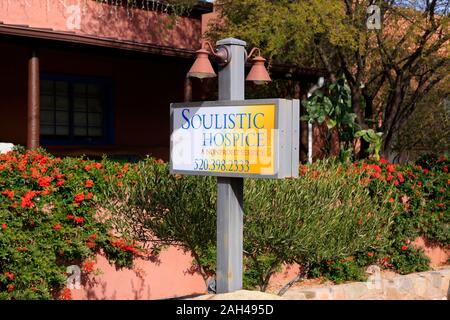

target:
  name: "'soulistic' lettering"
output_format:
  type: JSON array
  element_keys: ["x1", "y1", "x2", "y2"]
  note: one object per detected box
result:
[{"x1": 181, "y1": 109, "x2": 265, "y2": 130}]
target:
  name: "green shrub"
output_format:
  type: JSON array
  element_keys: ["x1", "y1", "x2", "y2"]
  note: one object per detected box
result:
[
  {"x1": 2, "y1": 148, "x2": 447, "y2": 298},
  {"x1": 108, "y1": 155, "x2": 448, "y2": 289},
  {"x1": 106, "y1": 159, "x2": 399, "y2": 291},
  {"x1": 243, "y1": 160, "x2": 397, "y2": 289},
  {"x1": 103, "y1": 158, "x2": 217, "y2": 282}
]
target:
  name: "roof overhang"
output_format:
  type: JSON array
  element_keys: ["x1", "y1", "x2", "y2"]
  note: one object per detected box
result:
[
  {"x1": 0, "y1": 22, "x2": 196, "y2": 59},
  {"x1": 0, "y1": 21, "x2": 326, "y2": 80}
]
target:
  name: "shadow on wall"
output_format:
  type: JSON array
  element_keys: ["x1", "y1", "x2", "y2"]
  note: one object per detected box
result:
[
  {"x1": 81, "y1": 1, "x2": 201, "y2": 49},
  {"x1": 71, "y1": 246, "x2": 207, "y2": 300},
  {"x1": 0, "y1": 0, "x2": 202, "y2": 49}
]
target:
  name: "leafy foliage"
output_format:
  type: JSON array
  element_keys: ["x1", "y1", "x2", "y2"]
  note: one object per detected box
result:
[
  {"x1": 208, "y1": 0, "x2": 450, "y2": 158},
  {"x1": 1, "y1": 148, "x2": 448, "y2": 297},
  {"x1": 355, "y1": 129, "x2": 383, "y2": 161},
  {"x1": 302, "y1": 77, "x2": 359, "y2": 161},
  {"x1": 0, "y1": 148, "x2": 140, "y2": 300}
]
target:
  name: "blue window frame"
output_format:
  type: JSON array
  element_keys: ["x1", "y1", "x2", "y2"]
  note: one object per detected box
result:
[{"x1": 40, "y1": 74, "x2": 114, "y2": 145}]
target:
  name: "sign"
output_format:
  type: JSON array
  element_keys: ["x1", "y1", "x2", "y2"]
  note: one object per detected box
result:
[{"x1": 170, "y1": 99, "x2": 299, "y2": 179}]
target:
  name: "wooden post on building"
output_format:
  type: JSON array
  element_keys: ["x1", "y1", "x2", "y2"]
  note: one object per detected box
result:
[
  {"x1": 184, "y1": 77, "x2": 192, "y2": 102},
  {"x1": 27, "y1": 49, "x2": 40, "y2": 150}
]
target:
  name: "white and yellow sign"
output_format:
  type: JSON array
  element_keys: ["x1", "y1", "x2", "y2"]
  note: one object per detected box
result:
[{"x1": 170, "y1": 99, "x2": 299, "y2": 179}]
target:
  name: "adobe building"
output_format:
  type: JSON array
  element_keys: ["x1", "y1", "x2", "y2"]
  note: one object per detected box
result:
[{"x1": 0, "y1": 0, "x2": 322, "y2": 161}]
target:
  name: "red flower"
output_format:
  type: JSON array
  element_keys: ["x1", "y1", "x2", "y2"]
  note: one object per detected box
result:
[
  {"x1": 110, "y1": 238, "x2": 140, "y2": 255},
  {"x1": 86, "y1": 192, "x2": 93, "y2": 200},
  {"x1": 20, "y1": 191, "x2": 36, "y2": 208},
  {"x1": 357, "y1": 217, "x2": 363, "y2": 225},
  {"x1": 437, "y1": 203, "x2": 445, "y2": 207},
  {"x1": 67, "y1": 215, "x2": 75, "y2": 220},
  {"x1": 117, "y1": 181, "x2": 123, "y2": 187},
  {"x1": 60, "y1": 288, "x2": 71, "y2": 300},
  {"x1": 95, "y1": 163, "x2": 102, "y2": 170},
  {"x1": 1, "y1": 190, "x2": 14, "y2": 200},
  {"x1": 370, "y1": 172, "x2": 380, "y2": 179},
  {"x1": 404, "y1": 239, "x2": 411, "y2": 245},
  {"x1": 74, "y1": 193, "x2": 85, "y2": 204},
  {"x1": 53, "y1": 224, "x2": 61, "y2": 230},
  {"x1": 85, "y1": 180, "x2": 94, "y2": 188},
  {"x1": 37, "y1": 176, "x2": 52, "y2": 188},
  {"x1": 387, "y1": 164, "x2": 395, "y2": 173},
  {"x1": 75, "y1": 217, "x2": 84, "y2": 224},
  {"x1": 7, "y1": 284, "x2": 14, "y2": 292},
  {"x1": 90, "y1": 233, "x2": 97, "y2": 240},
  {"x1": 444, "y1": 166, "x2": 448, "y2": 173},
  {"x1": 84, "y1": 165, "x2": 92, "y2": 171},
  {"x1": 4, "y1": 272, "x2": 16, "y2": 280},
  {"x1": 82, "y1": 260, "x2": 95, "y2": 273},
  {"x1": 16, "y1": 161, "x2": 27, "y2": 171},
  {"x1": 55, "y1": 179, "x2": 65, "y2": 187},
  {"x1": 367, "y1": 252, "x2": 374, "y2": 257},
  {"x1": 389, "y1": 198, "x2": 395, "y2": 203},
  {"x1": 379, "y1": 158, "x2": 389, "y2": 164},
  {"x1": 397, "y1": 173, "x2": 405, "y2": 183},
  {"x1": 393, "y1": 180, "x2": 399, "y2": 186},
  {"x1": 401, "y1": 245, "x2": 408, "y2": 251},
  {"x1": 30, "y1": 167, "x2": 40, "y2": 179},
  {"x1": 1, "y1": 223, "x2": 6, "y2": 230}
]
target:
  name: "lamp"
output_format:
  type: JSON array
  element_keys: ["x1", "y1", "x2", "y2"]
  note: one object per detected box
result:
[
  {"x1": 187, "y1": 41, "x2": 230, "y2": 79},
  {"x1": 246, "y1": 48, "x2": 271, "y2": 85},
  {"x1": 187, "y1": 42, "x2": 271, "y2": 86},
  {"x1": 187, "y1": 48, "x2": 216, "y2": 79}
]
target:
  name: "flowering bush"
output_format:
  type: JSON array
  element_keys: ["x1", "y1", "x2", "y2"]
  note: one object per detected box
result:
[
  {"x1": 0, "y1": 147, "x2": 141, "y2": 299},
  {"x1": 107, "y1": 155, "x2": 448, "y2": 289},
  {"x1": 1, "y1": 147, "x2": 447, "y2": 297},
  {"x1": 105, "y1": 158, "x2": 399, "y2": 291},
  {"x1": 309, "y1": 154, "x2": 449, "y2": 281}
]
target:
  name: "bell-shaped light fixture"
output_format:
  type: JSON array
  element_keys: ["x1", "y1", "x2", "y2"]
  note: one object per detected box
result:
[
  {"x1": 246, "y1": 50, "x2": 271, "y2": 85},
  {"x1": 187, "y1": 48, "x2": 217, "y2": 79}
]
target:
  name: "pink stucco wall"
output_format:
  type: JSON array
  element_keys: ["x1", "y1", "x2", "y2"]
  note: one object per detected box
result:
[
  {"x1": 72, "y1": 246, "x2": 207, "y2": 300},
  {"x1": 69, "y1": 236, "x2": 449, "y2": 300},
  {"x1": 71, "y1": 246, "x2": 302, "y2": 300},
  {"x1": 414, "y1": 237, "x2": 450, "y2": 267},
  {"x1": 0, "y1": 0, "x2": 201, "y2": 49}
]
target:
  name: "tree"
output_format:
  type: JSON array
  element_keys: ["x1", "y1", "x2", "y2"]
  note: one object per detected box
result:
[{"x1": 208, "y1": 0, "x2": 450, "y2": 160}]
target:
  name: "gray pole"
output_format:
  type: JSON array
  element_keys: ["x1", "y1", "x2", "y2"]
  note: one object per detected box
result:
[{"x1": 215, "y1": 38, "x2": 246, "y2": 293}]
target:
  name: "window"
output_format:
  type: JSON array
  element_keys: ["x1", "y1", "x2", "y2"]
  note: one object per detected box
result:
[{"x1": 40, "y1": 75, "x2": 113, "y2": 144}]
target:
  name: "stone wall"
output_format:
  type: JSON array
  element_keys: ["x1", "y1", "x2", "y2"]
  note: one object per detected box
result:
[{"x1": 281, "y1": 267, "x2": 450, "y2": 300}]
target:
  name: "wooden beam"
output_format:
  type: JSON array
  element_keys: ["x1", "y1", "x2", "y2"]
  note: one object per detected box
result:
[{"x1": 27, "y1": 49, "x2": 40, "y2": 150}]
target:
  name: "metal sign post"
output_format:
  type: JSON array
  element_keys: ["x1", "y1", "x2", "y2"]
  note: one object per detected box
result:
[
  {"x1": 170, "y1": 38, "x2": 299, "y2": 294},
  {"x1": 215, "y1": 38, "x2": 246, "y2": 293}
]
